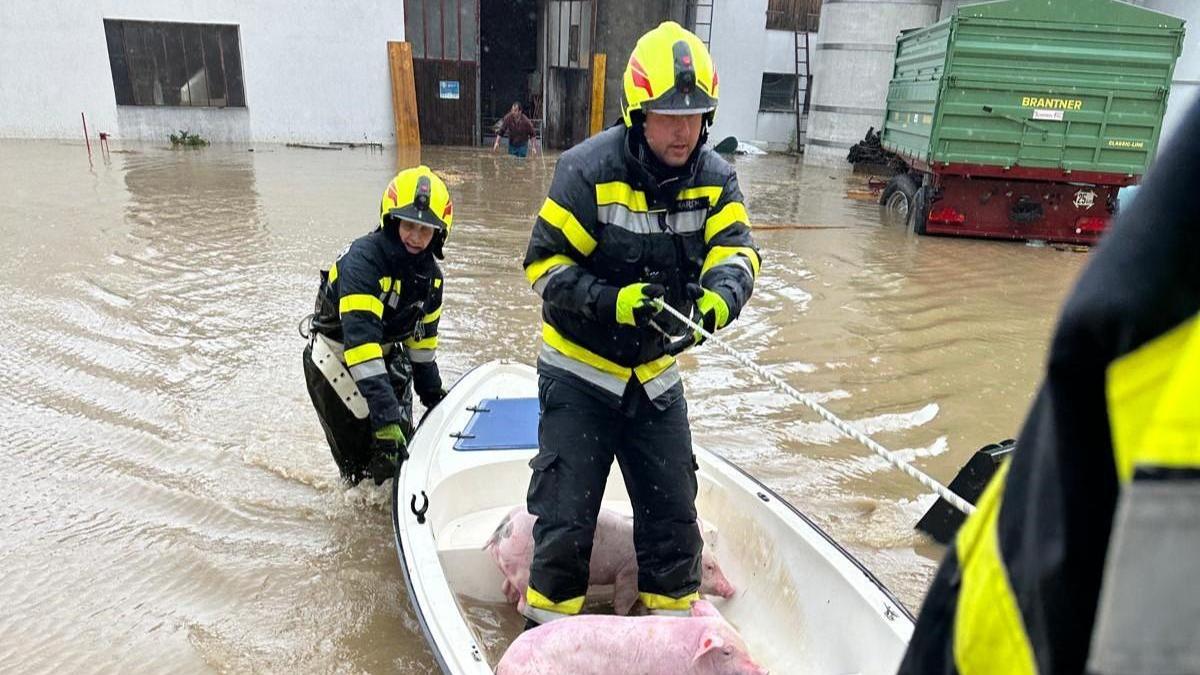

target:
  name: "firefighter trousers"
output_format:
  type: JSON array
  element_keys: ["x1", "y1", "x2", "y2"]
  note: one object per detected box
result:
[
  {"x1": 526, "y1": 374, "x2": 702, "y2": 613},
  {"x1": 302, "y1": 340, "x2": 414, "y2": 484}
]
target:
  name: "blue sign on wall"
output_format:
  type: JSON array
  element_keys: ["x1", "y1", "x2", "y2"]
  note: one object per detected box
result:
[{"x1": 439, "y1": 80, "x2": 460, "y2": 100}]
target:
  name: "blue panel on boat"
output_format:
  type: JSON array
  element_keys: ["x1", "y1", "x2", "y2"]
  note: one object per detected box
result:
[{"x1": 452, "y1": 397, "x2": 540, "y2": 451}]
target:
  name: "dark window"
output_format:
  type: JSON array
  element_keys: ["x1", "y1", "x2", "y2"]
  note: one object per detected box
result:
[
  {"x1": 766, "y1": 0, "x2": 822, "y2": 33},
  {"x1": 404, "y1": 0, "x2": 477, "y2": 63},
  {"x1": 103, "y1": 19, "x2": 246, "y2": 107},
  {"x1": 759, "y1": 73, "x2": 798, "y2": 111},
  {"x1": 568, "y1": 24, "x2": 580, "y2": 67}
]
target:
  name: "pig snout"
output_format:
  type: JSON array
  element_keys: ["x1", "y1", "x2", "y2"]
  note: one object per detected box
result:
[
  {"x1": 700, "y1": 553, "x2": 737, "y2": 599},
  {"x1": 725, "y1": 662, "x2": 768, "y2": 675}
]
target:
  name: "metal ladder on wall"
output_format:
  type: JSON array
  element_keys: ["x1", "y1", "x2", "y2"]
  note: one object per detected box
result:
[
  {"x1": 688, "y1": 0, "x2": 715, "y2": 48},
  {"x1": 793, "y1": 27, "x2": 812, "y2": 153}
]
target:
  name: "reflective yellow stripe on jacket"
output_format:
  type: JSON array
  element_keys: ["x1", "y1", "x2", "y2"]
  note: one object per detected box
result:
[
  {"x1": 339, "y1": 294, "x2": 384, "y2": 318},
  {"x1": 596, "y1": 181, "x2": 649, "y2": 211},
  {"x1": 525, "y1": 254, "x2": 576, "y2": 286},
  {"x1": 702, "y1": 245, "x2": 761, "y2": 278},
  {"x1": 344, "y1": 342, "x2": 383, "y2": 367},
  {"x1": 540, "y1": 323, "x2": 678, "y2": 399},
  {"x1": 1107, "y1": 312, "x2": 1200, "y2": 484},
  {"x1": 404, "y1": 335, "x2": 438, "y2": 350},
  {"x1": 705, "y1": 201, "x2": 749, "y2": 243},
  {"x1": 952, "y1": 460, "x2": 1037, "y2": 675},
  {"x1": 538, "y1": 198, "x2": 597, "y2": 256}
]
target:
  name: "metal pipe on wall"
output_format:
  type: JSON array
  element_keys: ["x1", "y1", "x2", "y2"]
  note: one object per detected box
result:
[{"x1": 474, "y1": 0, "x2": 481, "y2": 144}]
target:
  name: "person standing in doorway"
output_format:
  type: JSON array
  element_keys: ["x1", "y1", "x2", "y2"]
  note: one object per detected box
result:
[
  {"x1": 520, "y1": 21, "x2": 760, "y2": 626},
  {"x1": 302, "y1": 166, "x2": 453, "y2": 486},
  {"x1": 493, "y1": 102, "x2": 538, "y2": 158}
]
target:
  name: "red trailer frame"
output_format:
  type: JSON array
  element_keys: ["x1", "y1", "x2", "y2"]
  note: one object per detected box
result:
[{"x1": 893, "y1": 159, "x2": 1134, "y2": 245}]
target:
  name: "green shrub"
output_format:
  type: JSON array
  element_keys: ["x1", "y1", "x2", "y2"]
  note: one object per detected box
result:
[{"x1": 169, "y1": 130, "x2": 210, "y2": 147}]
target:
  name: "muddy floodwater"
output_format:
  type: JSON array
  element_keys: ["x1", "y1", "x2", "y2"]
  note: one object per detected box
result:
[{"x1": 0, "y1": 140, "x2": 1086, "y2": 672}]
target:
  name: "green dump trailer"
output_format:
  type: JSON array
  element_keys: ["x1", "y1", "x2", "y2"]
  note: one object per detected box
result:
[{"x1": 879, "y1": 0, "x2": 1184, "y2": 244}]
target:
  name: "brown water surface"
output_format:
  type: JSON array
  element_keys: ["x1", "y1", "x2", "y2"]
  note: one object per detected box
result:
[{"x1": 0, "y1": 140, "x2": 1086, "y2": 672}]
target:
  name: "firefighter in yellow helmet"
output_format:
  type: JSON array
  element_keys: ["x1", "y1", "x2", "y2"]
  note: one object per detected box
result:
[
  {"x1": 302, "y1": 166, "x2": 453, "y2": 485},
  {"x1": 520, "y1": 22, "x2": 760, "y2": 627}
]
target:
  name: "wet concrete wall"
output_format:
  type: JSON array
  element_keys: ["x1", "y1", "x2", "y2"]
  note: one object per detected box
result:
[
  {"x1": 594, "y1": 0, "x2": 687, "y2": 129},
  {"x1": 706, "y1": 1, "x2": 817, "y2": 151},
  {"x1": 706, "y1": 0, "x2": 770, "y2": 146},
  {"x1": 0, "y1": 0, "x2": 404, "y2": 143}
]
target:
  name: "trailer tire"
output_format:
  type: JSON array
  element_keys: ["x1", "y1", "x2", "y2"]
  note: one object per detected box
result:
[
  {"x1": 912, "y1": 185, "x2": 931, "y2": 235},
  {"x1": 880, "y1": 174, "x2": 918, "y2": 221}
]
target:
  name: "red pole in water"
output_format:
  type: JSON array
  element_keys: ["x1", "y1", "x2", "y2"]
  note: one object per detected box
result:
[{"x1": 81, "y1": 112, "x2": 93, "y2": 166}]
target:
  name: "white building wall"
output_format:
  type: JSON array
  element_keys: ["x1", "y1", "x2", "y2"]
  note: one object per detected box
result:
[
  {"x1": 0, "y1": 0, "x2": 404, "y2": 143},
  {"x1": 705, "y1": 0, "x2": 808, "y2": 150},
  {"x1": 761, "y1": 27, "x2": 800, "y2": 73},
  {"x1": 755, "y1": 28, "x2": 808, "y2": 150},
  {"x1": 705, "y1": 0, "x2": 769, "y2": 146}
]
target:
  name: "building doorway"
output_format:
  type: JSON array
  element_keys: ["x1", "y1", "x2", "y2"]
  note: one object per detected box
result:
[{"x1": 480, "y1": 0, "x2": 539, "y2": 143}]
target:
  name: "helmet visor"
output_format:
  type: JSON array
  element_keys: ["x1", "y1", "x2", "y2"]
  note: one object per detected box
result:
[
  {"x1": 386, "y1": 205, "x2": 446, "y2": 231},
  {"x1": 641, "y1": 87, "x2": 717, "y2": 116}
]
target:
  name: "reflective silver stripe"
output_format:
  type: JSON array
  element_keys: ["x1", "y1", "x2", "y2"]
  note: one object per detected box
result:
[
  {"x1": 596, "y1": 204, "x2": 707, "y2": 235},
  {"x1": 540, "y1": 344, "x2": 680, "y2": 401},
  {"x1": 667, "y1": 209, "x2": 706, "y2": 234},
  {"x1": 522, "y1": 605, "x2": 575, "y2": 624},
  {"x1": 641, "y1": 362, "x2": 681, "y2": 400},
  {"x1": 408, "y1": 347, "x2": 436, "y2": 363},
  {"x1": 647, "y1": 608, "x2": 691, "y2": 617},
  {"x1": 597, "y1": 203, "x2": 656, "y2": 234},
  {"x1": 712, "y1": 255, "x2": 754, "y2": 278},
  {"x1": 532, "y1": 264, "x2": 571, "y2": 296},
  {"x1": 349, "y1": 358, "x2": 387, "y2": 381},
  {"x1": 538, "y1": 344, "x2": 628, "y2": 397}
]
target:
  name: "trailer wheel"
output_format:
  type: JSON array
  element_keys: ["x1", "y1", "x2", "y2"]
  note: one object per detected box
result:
[
  {"x1": 911, "y1": 185, "x2": 931, "y2": 235},
  {"x1": 881, "y1": 174, "x2": 918, "y2": 220}
]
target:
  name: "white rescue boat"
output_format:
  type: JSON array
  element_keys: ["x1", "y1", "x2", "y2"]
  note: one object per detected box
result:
[{"x1": 393, "y1": 360, "x2": 914, "y2": 673}]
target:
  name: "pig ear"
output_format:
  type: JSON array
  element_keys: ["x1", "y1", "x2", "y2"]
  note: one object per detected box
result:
[{"x1": 692, "y1": 632, "x2": 725, "y2": 665}]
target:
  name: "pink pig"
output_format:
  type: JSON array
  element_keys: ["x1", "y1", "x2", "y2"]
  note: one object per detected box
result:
[
  {"x1": 484, "y1": 506, "x2": 736, "y2": 615},
  {"x1": 496, "y1": 599, "x2": 769, "y2": 675}
]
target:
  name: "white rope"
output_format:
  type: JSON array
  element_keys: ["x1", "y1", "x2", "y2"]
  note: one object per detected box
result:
[{"x1": 657, "y1": 301, "x2": 976, "y2": 515}]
